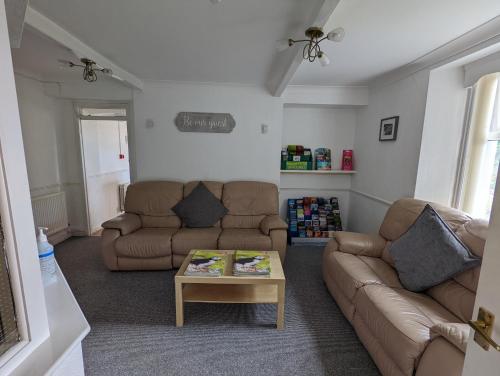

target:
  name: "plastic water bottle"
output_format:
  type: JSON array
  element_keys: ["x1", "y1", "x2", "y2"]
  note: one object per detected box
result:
[{"x1": 37, "y1": 227, "x2": 56, "y2": 284}]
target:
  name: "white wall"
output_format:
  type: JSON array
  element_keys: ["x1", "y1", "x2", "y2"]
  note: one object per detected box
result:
[
  {"x1": 349, "y1": 70, "x2": 431, "y2": 232},
  {"x1": 81, "y1": 120, "x2": 130, "y2": 232},
  {"x1": 132, "y1": 81, "x2": 283, "y2": 184},
  {"x1": 282, "y1": 105, "x2": 357, "y2": 170},
  {"x1": 15, "y1": 74, "x2": 64, "y2": 196},
  {"x1": 15, "y1": 74, "x2": 88, "y2": 234},
  {"x1": 464, "y1": 50, "x2": 500, "y2": 87},
  {"x1": 280, "y1": 105, "x2": 357, "y2": 227},
  {"x1": 14, "y1": 73, "x2": 133, "y2": 235},
  {"x1": 414, "y1": 66, "x2": 468, "y2": 206}
]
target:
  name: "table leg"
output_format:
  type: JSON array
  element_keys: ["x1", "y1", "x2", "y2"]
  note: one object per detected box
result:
[
  {"x1": 277, "y1": 281, "x2": 285, "y2": 330},
  {"x1": 175, "y1": 281, "x2": 184, "y2": 327}
]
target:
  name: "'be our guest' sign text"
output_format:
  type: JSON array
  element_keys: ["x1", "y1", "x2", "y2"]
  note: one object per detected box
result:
[{"x1": 175, "y1": 112, "x2": 236, "y2": 133}]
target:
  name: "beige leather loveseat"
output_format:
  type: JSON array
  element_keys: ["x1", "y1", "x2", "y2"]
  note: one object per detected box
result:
[
  {"x1": 101, "y1": 180, "x2": 287, "y2": 270},
  {"x1": 323, "y1": 198, "x2": 487, "y2": 376}
]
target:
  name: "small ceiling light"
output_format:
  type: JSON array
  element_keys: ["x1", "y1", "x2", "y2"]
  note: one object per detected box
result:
[
  {"x1": 279, "y1": 26, "x2": 345, "y2": 66},
  {"x1": 209, "y1": 0, "x2": 222, "y2": 4},
  {"x1": 59, "y1": 58, "x2": 113, "y2": 82},
  {"x1": 327, "y1": 27, "x2": 345, "y2": 42},
  {"x1": 318, "y1": 51, "x2": 331, "y2": 67}
]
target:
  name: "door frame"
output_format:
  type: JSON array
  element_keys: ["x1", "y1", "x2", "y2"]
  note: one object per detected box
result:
[{"x1": 74, "y1": 101, "x2": 133, "y2": 236}]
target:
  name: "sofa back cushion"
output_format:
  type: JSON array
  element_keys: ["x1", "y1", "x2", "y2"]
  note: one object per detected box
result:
[
  {"x1": 379, "y1": 198, "x2": 470, "y2": 241},
  {"x1": 221, "y1": 181, "x2": 278, "y2": 229},
  {"x1": 125, "y1": 181, "x2": 183, "y2": 228},
  {"x1": 378, "y1": 198, "x2": 488, "y2": 322},
  {"x1": 184, "y1": 181, "x2": 224, "y2": 199}
]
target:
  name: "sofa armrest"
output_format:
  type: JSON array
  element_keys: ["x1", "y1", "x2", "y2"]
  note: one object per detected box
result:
[
  {"x1": 332, "y1": 231, "x2": 387, "y2": 257},
  {"x1": 102, "y1": 213, "x2": 141, "y2": 236},
  {"x1": 430, "y1": 323, "x2": 469, "y2": 353},
  {"x1": 260, "y1": 215, "x2": 288, "y2": 235}
]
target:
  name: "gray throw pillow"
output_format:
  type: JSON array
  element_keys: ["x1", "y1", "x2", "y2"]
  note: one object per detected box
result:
[
  {"x1": 389, "y1": 204, "x2": 481, "y2": 292},
  {"x1": 172, "y1": 182, "x2": 228, "y2": 228}
]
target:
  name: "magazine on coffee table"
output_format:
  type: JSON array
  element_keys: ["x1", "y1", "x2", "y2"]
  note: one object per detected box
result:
[
  {"x1": 185, "y1": 250, "x2": 226, "y2": 277},
  {"x1": 233, "y1": 250, "x2": 271, "y2": 276}
]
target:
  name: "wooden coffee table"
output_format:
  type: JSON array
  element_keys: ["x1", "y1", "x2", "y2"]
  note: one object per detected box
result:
[{"x1": 175, "y1": 250, "x2": 286, "y2": 329}]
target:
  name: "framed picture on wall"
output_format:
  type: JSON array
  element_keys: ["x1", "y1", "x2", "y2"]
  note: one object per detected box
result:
[{"x1": 379, "y1": 116, "x2": 399, "y2": 141}]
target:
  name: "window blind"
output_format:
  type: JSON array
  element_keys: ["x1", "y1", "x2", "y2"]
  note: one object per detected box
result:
[
  {"x1": 0, "y1": 215, "x2": 19, "y2": 356},
  {"x1": 461, "y1": 73, "x2": 500, "y2": 218}
]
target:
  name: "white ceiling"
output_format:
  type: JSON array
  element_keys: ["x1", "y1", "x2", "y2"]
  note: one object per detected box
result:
[
  {"x1": 17, "y1": 0, "x2": 500, "y2": 88},
  {"x1": 28, "y1": 0, "x2": 323, "y2": 85},
  {"x1": 291, "y1": 0, "x2": 500, "y2": 86},
  {"x1": 11, "y1": 27, "x2": 119, "y2": 85}
]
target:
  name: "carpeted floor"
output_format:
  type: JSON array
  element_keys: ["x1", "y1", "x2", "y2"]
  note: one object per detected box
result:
[{"x1": 55, "y1": 237, "x2": 380, "y2": 376}]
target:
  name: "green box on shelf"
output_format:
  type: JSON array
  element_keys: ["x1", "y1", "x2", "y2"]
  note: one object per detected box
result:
[
  {"x1": 287, "y1": 155, "x2": 312, "y2": 162},
  {"x1": 283, "y1": 161, "x2": 313, "y2": 170}
]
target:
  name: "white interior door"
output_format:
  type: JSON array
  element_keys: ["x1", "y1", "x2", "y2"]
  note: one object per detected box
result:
[
  {"x1": 80, "y1": 119, "x2": 130, "y2": 233},
  {"x1": 462, "y1": 166, "x2": 500, "y2": 375}
]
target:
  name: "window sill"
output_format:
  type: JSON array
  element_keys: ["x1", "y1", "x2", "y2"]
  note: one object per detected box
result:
[{"x1": 6, "y1": 263, "x2": 90, "y2": 375}]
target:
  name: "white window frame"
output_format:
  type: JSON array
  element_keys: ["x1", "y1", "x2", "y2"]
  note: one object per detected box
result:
[
  {"x1": 454, "y1": 73, "x2": 500, "y2": 218},
  {"x1": 0, "y1": 0, "x2": 50, "y2": 372}
]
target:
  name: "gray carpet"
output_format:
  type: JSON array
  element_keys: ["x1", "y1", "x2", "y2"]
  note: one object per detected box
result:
[{"x1": 55, "y1": 237, "x2": 380, "y2": 376}]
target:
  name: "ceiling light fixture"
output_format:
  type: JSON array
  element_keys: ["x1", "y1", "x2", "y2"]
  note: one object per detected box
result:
[
  {"x1": 59, "y1": 58, "x2": 113, "y2": 82},
  {"x1": 278, "y1": 26, "x2": 345, "y2": 66}
]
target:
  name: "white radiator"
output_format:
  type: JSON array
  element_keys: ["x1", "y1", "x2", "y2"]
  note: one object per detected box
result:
[
  {"x1": 31, "y1": 192, "x2": 69, "y2": 236},
  {"x1": 118, "y1": 183, "x2": 129, "y2": 212}
]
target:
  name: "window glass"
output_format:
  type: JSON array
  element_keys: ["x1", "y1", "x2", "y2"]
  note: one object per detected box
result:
[
  {"x1": 490, "y1": 82, "x2": 500, "y2": 134},
  {"x1": 476, "y1": 140, "x2": 500, "y2": 219},
  {"x1": 80, "y1": 108, "x2": 126, "y2": 117},
  {"x1": 0, "y1": 216, "x2": 19, "y2": 356}
]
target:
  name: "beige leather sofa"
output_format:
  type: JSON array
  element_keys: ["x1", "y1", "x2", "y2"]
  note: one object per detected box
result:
[
  {"x1": 323, "y1": 198, "x2": 487, "y2": 376},
  {"x1": 101, "y1": 180, "x2": 287, "y2": 270}
]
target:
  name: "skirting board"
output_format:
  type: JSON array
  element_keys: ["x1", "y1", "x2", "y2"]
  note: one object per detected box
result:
[{"x1": 49, "y1": 228, "x2": 71, "y2": 245}]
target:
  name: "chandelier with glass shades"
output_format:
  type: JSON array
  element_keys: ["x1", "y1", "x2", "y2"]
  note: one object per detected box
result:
[
  {"x1": 277, "y1": 26, "x2": 345, "y2": 66},
  {"x1": 59, "y1": 58, "x2": 113, "y2": 82}
]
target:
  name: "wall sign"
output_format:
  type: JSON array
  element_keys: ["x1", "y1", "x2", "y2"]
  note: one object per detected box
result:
[{"x1": 175, "y1": 112, "x2": 235, "y2": 133}]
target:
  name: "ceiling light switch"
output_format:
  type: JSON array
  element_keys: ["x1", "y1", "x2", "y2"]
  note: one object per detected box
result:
[{"x1": 261, "y1": 124, "x2": 269, "y2": 134}]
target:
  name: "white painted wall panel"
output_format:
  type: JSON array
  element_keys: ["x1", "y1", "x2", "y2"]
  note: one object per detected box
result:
[
  {"x1": 349, "y1": 70, "x2": 430, "y2": 232},
  {"x1": 414, "y1": 66, "x2": 467, "y2": 206},
  {"x1": 133, "y1": 82, "x2": 283, "y2": 184},
  {"x1": 282, "y1": 105, "x2": 357, "y2": 170}
]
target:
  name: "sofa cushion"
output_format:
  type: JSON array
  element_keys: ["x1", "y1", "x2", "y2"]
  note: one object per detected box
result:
[
  {"x1": 171, "y1": 227, "x2": 222, "y2": 256},
  {"x1": 324, "y1": 251, "x2": 402, "y2": 301},
  {"x1": 389, "y1": 205, "x2": 481, "y2": 292},
  {"x1": 218, "y1": 229, "x2": 272, "y2": 251},
  {"x1": 115, "y1": 228, "x2": 177, "y2": 258},
  {"x1": 141, "y1": 215, "x2": 181, "y2": 228},
  {"x1": 125, "y1": 181, "x2": 183, "y2": 217},
  {"x1": 222, "y1": 181, "x2": 278, "y2": 215},
  {"x1": 221, "y1": 215, "x2": 266, "y2": 229},
  {"x1": 221, "y1": 181, "x2": 278, "y2": 229},
  {"x1": 354, "y1": 284, "x2": 460, "y2": 376},
  {"x1": 426, "y1": 279, "x2": 476, "y2": 322},
  {"x1": 172, "y1": 182, "x2": 228, "y2": 228}
]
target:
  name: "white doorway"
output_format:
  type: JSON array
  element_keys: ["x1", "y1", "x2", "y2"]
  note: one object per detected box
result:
[{"x1": 77, "y1": 105, "x2": 131, "y2": 235}]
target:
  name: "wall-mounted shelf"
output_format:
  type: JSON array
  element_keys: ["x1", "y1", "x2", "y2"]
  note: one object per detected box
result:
[{"x1": 280, "y1": 170, "x2": 357, "y2": 175}]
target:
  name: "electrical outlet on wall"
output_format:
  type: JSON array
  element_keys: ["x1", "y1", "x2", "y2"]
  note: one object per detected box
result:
[{"x1": 261, "y1": 124, "x2": 269, "y2": 134}]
